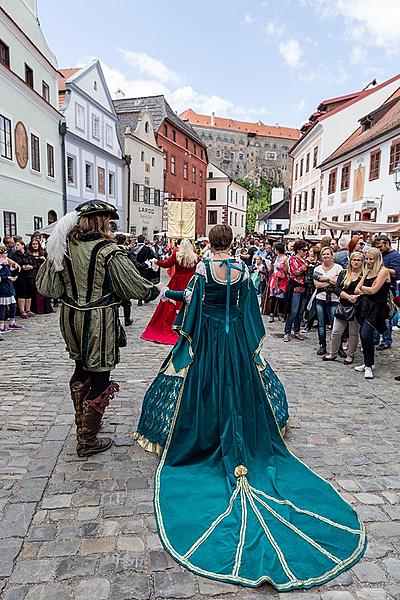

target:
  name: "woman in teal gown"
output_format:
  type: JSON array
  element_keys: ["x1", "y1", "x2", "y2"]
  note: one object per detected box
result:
[{"x1": 134, "y1": 225, "x2": 366, "y2": 591}]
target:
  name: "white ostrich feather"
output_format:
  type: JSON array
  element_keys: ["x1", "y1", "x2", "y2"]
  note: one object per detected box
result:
[{"x1": 46, "y1": 211, "x2": 79, "y2": 271}]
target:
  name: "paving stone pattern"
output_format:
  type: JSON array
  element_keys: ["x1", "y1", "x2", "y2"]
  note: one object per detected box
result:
[{"x1": 1, "y1": 304, "x2": 400, "y2": 599}]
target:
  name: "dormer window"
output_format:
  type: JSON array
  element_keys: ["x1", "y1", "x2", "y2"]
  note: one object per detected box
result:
[{"x1": 361, "y1": 116, "x2": 373, "y2": 132}]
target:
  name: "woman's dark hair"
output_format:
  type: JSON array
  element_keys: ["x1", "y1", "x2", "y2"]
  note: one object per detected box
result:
[
  {"x1": 274, "y1": 242, "x2": 285, "y2": 254},
  {"x1": 208, "y1": 224, "x2": 233, "y2": 251},
  {"x1": 28, "y1": 239, "x2": 45, "y2": 256},
  {"x1": 293, "y1": 240, "x2": 308, "y2": 253}
]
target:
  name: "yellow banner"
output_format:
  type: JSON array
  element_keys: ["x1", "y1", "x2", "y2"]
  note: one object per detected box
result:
[{"x1": 167, "y1": 201, "x2": 196, "y2": 239}]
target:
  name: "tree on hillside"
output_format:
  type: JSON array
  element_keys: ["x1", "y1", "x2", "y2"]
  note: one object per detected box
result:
[{"x1": 238, "y1": 177, "x2": 279, "y2": 234}]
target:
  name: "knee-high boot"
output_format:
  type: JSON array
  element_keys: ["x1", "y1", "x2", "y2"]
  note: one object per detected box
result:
[
  {"x1": 77, "y1": 381, "x2": 119, "y2": 458},
  {"x1": 70, "y1": 378, "x2": 91, "y2": 434}
]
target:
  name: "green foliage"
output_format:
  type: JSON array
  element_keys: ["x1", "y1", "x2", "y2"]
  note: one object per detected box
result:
[{"x1": 237, "y1": 177, "x2": 279, "y2": 234}]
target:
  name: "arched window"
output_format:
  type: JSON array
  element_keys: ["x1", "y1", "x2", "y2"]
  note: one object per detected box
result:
[
  {"x1": 145, "y1": 122, "x2": 149, "y2": 133},
  {"x1": 48, "y1": 210, "x2": 57, "y2": 224}
]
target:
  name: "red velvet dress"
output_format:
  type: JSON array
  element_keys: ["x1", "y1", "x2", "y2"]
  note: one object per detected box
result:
[{"x1": 140, "y1": 250, "x2": 197, "y2": 345}]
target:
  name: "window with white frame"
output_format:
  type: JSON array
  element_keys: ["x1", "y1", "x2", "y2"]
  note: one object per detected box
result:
[
  {"x1": 106, "y1": 124, "x2": 113, "y2": 148},
  {"x1": 31, "y1": 134, "x2": 40, "y2": 172},
  {"x1": 92, "y1": 114, "x2": 100, "y2": 139},
  {"x1": 0, "y1": 115, "x2": 12, "y2": 160},
  {"x1": 4, "y1": 211, "x2": 17, "y2": 236},
  {"x1": 67, "y1": 155, "x2": 76, "y2": 184},
  {"x1": 42, "y1": 81, "x2": 50, "y2": 103},
  {"x1": 85, "y1": 162, "x2": 93, "y2": 189},
  {"x1": 46, "y1": 144, "x2": 54, "y2": 178},
  {"x1": 108, "y1": 172, "x2": 115, "y2": 196},
  {"x1": 75, "y1": 103, "x2": 85, "y2": 131}
]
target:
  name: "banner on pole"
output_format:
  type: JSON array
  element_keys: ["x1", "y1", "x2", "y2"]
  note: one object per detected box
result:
[{"x1": 167, "y1": 201, "x2": 196, "y2": 239}]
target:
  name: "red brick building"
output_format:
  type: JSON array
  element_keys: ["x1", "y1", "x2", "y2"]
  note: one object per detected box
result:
[{"x1": 114, "y1": 95, "x2": 208, "y2": 236}]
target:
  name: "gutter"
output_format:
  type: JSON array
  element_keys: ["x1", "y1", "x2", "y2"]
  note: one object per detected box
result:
[
  {"x1": 124, "y1": 155, "x2": 132, "y2": 232},
  {"x1": 59, "y1": 119, "x2": 68, "y2": 215}
]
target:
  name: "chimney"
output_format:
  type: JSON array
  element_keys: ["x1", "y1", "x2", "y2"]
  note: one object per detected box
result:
[
  {"x1": 211, "y1": 112, "x2": 215, "y2": 126},
  {"x1": 115, "y1": 89, "x2": 125, "y2": 99}
]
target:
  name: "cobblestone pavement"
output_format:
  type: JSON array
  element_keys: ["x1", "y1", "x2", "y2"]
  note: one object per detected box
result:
[{"x1": 1, "y1": 303, "x2": 400, "y2": 600}]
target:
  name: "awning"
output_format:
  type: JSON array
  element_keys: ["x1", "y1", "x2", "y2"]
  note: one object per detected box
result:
[{"x1": 319, "y1": 220, "x2": 400, "y2": 236}]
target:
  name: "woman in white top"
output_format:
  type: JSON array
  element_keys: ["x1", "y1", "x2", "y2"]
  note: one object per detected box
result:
[{"x1": 313, "y1": 247, "x2": 343, "y2": 355}]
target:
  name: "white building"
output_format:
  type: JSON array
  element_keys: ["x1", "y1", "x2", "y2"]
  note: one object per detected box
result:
[
  {"x1": 206, "y1": 163, "x2": 247, "y2": 237},
  {"x1": 256, "y1": 188, "x2": 289, "y2": 235},
  {"x1": 290, "y1": 75, "x2": 400, "y2": 237},
  {"x1": 0, "y1": 0, "x2": 63, "y2": 240},
  {"x1": 116, "y1": 109, "x2": 164, "y2": 238},
  {"x1": 58, "y1": 61, "x2": 125, "y2": 223},
  {"x1": 319, "y1": 89, "x2": 400, "y2": 230}
]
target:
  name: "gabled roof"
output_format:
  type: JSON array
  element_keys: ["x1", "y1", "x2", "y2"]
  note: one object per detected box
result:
[
  {"x1": 257, "y1": 198, "x2": 289, "y2": 221},
  {"x1": 292, "y1": 73, "x2": 400, "y2": 153},
  {"x1": 206, "y1": 162, "x2": 248, "y2": 191},
  {"x1": 322, "y1": 86, "x2": 400, "y2": 166},
  {"x1": 113, "y1": 95, "x2": 204, "y2": 146},
  {"x1": 58, "y1": 62, "x2": 117, "y2": 116},
  {"x1": 179, "y1": 109, "x2": 300, "y2": 140}
]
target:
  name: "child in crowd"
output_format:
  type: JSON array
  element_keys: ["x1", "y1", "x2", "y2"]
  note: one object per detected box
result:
[{"x1": 0, "y1": 245, "x2": 24, "y2": 333}]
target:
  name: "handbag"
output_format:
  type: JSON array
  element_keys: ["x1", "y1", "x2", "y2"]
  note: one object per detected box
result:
[{"x1": 334, "y1": 302, "x2": 356, "y2": 321}]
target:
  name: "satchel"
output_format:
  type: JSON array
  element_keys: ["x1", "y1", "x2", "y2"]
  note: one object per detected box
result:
[{"x1": 334, "y1": 302, "x2": 355, "y2": 321}]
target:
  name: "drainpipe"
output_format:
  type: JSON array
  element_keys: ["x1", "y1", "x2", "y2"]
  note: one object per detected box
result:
[
  {"x1": 59, "y1": 119, "x2": 67, "y2": 215},
  {"x1": 226, "y1": 179, "x2": 232, "y2": 226},
  {"x1": 124, "y1": 154, "x2": 132, "y2": 232}
]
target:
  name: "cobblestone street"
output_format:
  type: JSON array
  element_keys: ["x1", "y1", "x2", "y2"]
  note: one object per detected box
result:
[{"x1": 1, "y1": 303, "x2": 400, "y2": 600}]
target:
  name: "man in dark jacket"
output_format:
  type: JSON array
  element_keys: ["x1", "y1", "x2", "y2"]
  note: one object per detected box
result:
[
  {"x1": 374, "y1": 235, "x2": 400, "y2": 351},
  {"x1": 129, "y1": 235, "x2": 158, "y2": 306}
]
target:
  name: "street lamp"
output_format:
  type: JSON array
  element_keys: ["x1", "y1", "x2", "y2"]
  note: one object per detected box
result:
[{"x1": 393, "y1": 163, "x2": 400, "y2": 191}]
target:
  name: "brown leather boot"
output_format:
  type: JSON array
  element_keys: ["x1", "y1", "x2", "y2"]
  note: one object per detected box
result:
[
  {"x1": 77, "y1": 381, "x2": 119, "y2": 458},
  {"x1": 70, "y1": 379, "x2": 91, "y2": 432}
]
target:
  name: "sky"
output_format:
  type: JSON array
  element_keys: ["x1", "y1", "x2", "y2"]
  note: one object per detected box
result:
[{"x1": 37, "y1": 0, "x2": 400, "y2": 128}]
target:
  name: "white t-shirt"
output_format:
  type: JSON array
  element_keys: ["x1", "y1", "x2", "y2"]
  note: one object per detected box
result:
[{"x1": 313, "y1": 263, "x2": 343, "y2": 302}]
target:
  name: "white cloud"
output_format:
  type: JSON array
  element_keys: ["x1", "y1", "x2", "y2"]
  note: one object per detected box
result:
[
  {"x1": 279, "y1": 39, "x2": 304, "y2": 69},
  {"x1": 304, "y1": 0, "x2": 400, "y2": 53},
  {"x1": 350, "y1": 45, "x2": 367, "y2": 65},
  {"x1": 119, "y1": 50, "x2": 181, "y2": 86},
  {"x1": 240, "y1": 13, "x2": 254, "y2": 25},
  {"x1": 99, "y1": 54, "x2": 272, "y2": 122},
  {"x1": 300, "y1": 60, "x2": 349, "y2": 85},
  {"x1": 265, "y1": 21, "x2": 285, "y2": 37}
]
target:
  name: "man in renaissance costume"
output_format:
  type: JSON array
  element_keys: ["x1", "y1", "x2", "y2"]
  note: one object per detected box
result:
[{"x1": 36, "y1": 200, "x2": 159, "y2": 457}]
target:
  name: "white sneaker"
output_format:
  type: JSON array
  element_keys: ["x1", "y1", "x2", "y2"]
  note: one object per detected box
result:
[
  {"x1": 364, "y1": 367, "x2": 374, "y2": 379},
  {"x1": 354, "y1": 364, "x2": 375, "y2": 372}
]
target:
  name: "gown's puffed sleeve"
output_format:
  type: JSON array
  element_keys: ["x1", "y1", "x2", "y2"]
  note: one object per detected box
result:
[
  {"x1": 108, "y1": 253, "x2": 159, "y2": 301},
  {"x1": 36, "y1": 259, "x2": 65, "y2": 299}
]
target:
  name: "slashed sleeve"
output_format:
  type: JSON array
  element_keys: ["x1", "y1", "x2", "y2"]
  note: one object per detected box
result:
[
  {"x1": 108, "y1": 252, "x2": 159, "y2": 301},
  {"x1": 36, "y1": 259, "x2": 65, "y2": 299}
]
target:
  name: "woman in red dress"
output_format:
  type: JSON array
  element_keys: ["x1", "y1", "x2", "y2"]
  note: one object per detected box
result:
[{"x1": 141, "y1": 239, "x2": 198, "y2": 344}]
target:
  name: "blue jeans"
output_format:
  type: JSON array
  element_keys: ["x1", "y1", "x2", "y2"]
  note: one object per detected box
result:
[
  {"x1": 373, "y1": 318, "x2": 392, "y2": 347},
  {"x1": 315, "y1": 299, "x2": 337, "y2": 347},
  {"x1": 284, "y1": 291, "x2": 307, "y2": 335}
]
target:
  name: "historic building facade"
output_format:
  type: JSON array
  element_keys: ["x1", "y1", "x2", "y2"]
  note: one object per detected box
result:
[
  {"x1": 319, "y1": 89, "x2": 400, "y2": 231},
  {"x1": 116, "y1": 109, "x2": 164, "y2": 237},
  {"x1": 206, "y1": 163, "x2": 247, "y2": 237},
  {"x1": 0, "y1": 0, "x2": 63, "y2": 240},
  {"x1": 290, "y1": 74, "x2": 400, "y2": 236},
  {"x1": 180, "y1": 109, "x2": 300, "y2": 189},
  {"x1": 59, "y1": 61, "x2": 125, "y2": 223},
  {"x1": 114, "y1": 96, "x2": 208, "y2": 237}
]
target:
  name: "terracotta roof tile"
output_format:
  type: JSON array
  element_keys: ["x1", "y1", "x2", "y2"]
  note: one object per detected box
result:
[
  {"x1": 58, "y1": 68, "x2": 80, "y2": 92},
  {"x1": 179, "y1": 109, "x2": 300, "y2": 140}
]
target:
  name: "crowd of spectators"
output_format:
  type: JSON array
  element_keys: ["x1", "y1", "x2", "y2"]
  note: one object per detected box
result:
[{"x1": 226, "y1": 233, "x2": 400, "y2": 381}]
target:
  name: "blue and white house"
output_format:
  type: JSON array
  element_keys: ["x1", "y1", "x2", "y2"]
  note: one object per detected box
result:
[{"x1": 58, "y1": 61, "x2": 125, "y2": 222}]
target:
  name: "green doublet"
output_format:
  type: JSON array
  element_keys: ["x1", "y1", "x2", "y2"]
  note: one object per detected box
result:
[
  {"x1": 136, "y1": 259, "x2": 366, "y2": 590},
  {"x1": 37, "y1": 236, "x2": 156, "y2": 371}
]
